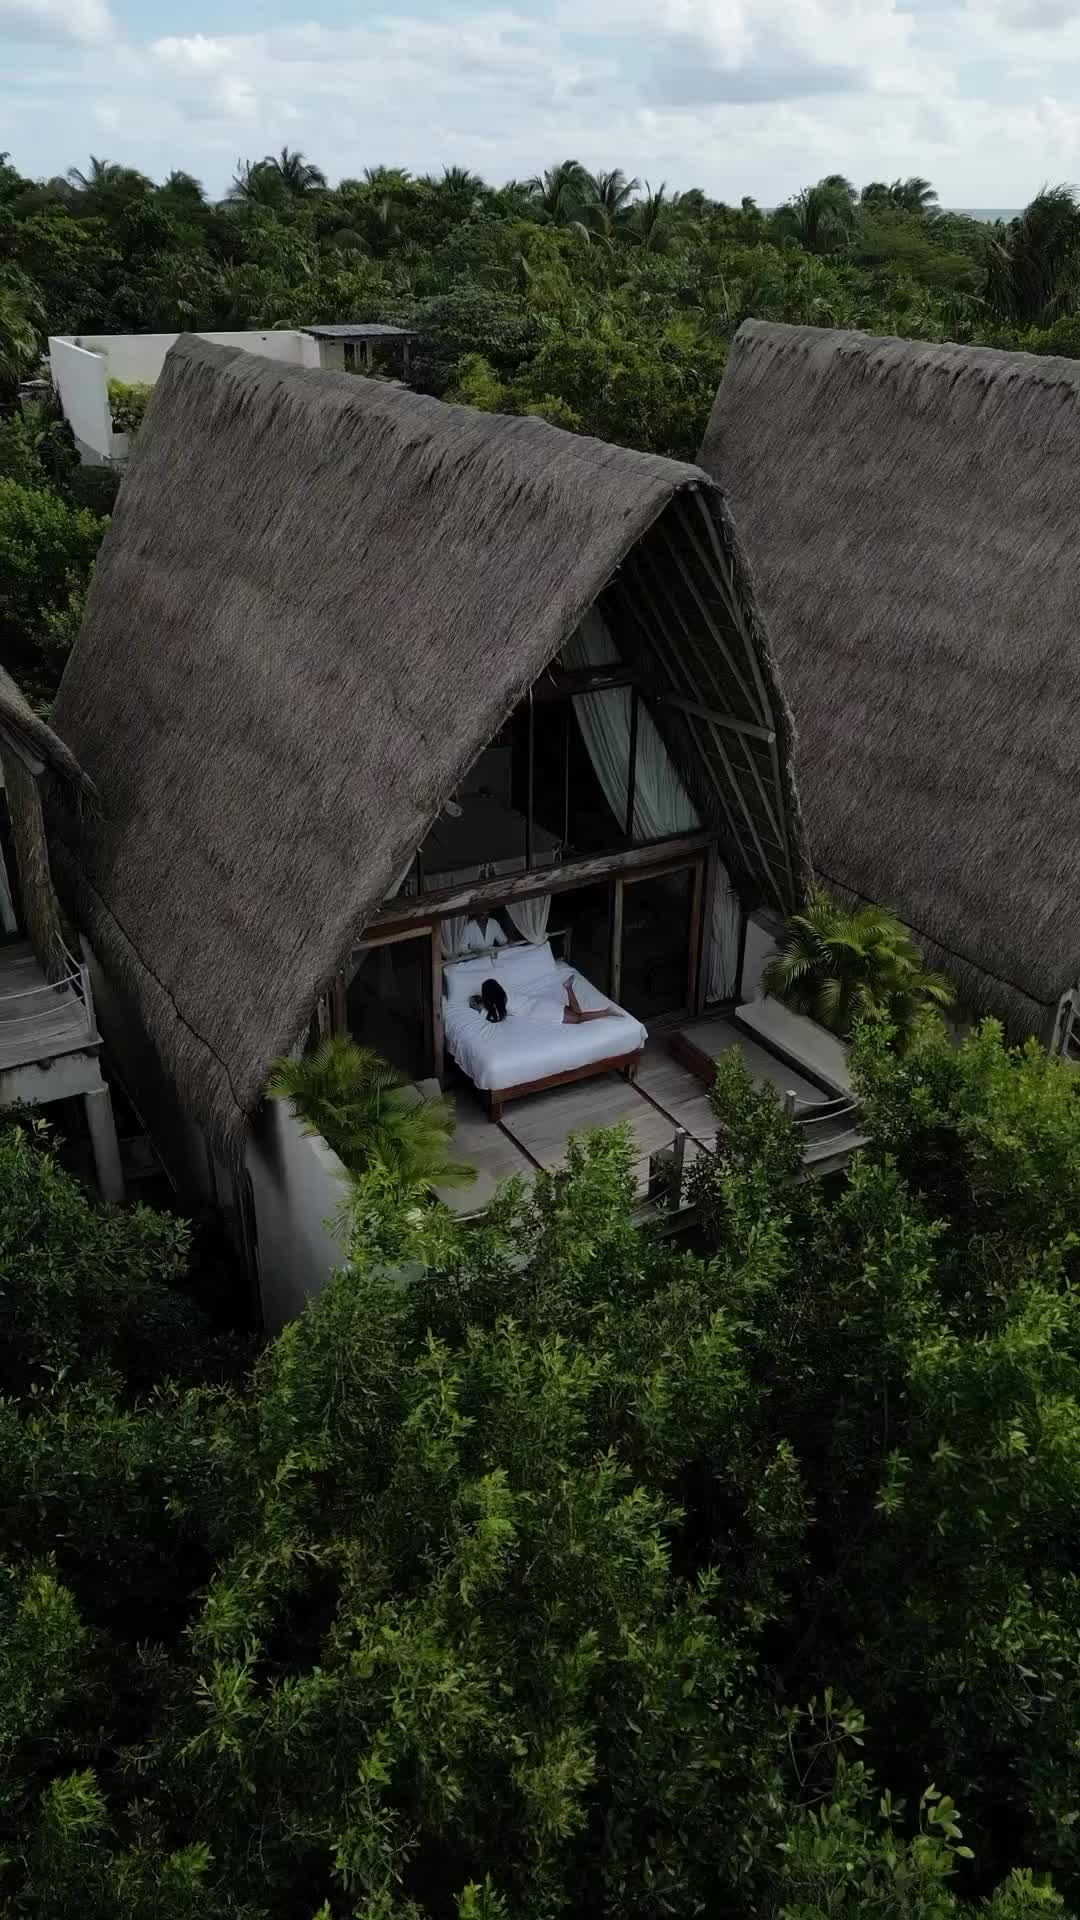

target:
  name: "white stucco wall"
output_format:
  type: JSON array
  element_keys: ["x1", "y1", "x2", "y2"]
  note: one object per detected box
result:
[
  {"x1": 49, "y1": 329, "x2": 326, "y2": 460},
  {"x1": 246, "y1": 1099, "x2": 349, "y2": 1331},
  {"x1": 61, "y1": 328, "x2": 313, "y2": 384},
  {"x1": 741, "y1": 909, "x2": 784, "y2": 1002},
  {"x1": 48, "y1": 338, "x2": 113, "y2": 463}
]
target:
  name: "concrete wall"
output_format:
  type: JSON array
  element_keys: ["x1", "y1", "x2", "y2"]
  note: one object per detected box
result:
[
  {"x1": 63, "y1": 328, "x2": 312, "y2": 384},
  {"x1": 49, "y1": 329, "x2": 325, "y2": 461},
  {"x1": 48, "y1": 338, "x2": 114, "y2": 464},
  {"x1": 246, "y1": 1098, "x2": 348, "y2": 1330}
]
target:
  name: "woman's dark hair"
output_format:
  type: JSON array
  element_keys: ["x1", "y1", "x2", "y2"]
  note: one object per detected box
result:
[{"x1": 469, "y1": 977, "x2": 508, "y2": 1023}]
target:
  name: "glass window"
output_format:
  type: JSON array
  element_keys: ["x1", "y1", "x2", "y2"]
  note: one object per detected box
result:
[
  {"x1": 618, "y1": 869, "x2": 694, "y2": 1021},
  {"x1": 346, "y1": 936, "x2": 432, "y2": 1081}
]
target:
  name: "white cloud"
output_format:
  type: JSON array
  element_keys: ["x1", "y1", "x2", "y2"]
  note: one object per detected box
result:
[
  {"x1": 3, "y1": 0, "x2": 1080, "y2": 207},
  {"x1": 0, "y1": 0, "x2": 112, "y2": 44}
]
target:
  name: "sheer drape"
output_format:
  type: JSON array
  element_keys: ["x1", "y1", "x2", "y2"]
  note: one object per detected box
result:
[
  {"x1": 506, "y1": 895, "x2": 551, "y2": 944},
  {"x1": 564, "y1": 610, "x2": 742, "y2": 1003},
  {"x1": 442, "y1": 916, "x2": 474, "y2": 960}
]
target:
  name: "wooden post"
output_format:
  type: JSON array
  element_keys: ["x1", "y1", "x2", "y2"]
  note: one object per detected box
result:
[
  {"x1": 525, "y1": 687, "x2": 534, "y2": 871},
  {"x1": 431, "y1": 922, "x2": 445, "y2": 1084},
  {"x1": 402, "y1": 339, "x2": 412, "y2": 382},
  {"x1": 610, "y1": 876, "x2": 624, "y2": 1003},
  {"x1": 331, "y1": 969, "x2": 347, "y2": 1035},
  {"x1": 363, "y1": 339, "x2": 373, "y2": 372},
  {"x1": 687, "y1": 856, "x2": 705, "y2": 1016}
]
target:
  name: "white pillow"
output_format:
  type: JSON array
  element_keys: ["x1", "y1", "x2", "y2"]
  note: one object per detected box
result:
[
  {"x1": 444, "y1": 954, "x2": 501, "y2": 1003},
  {"x1": 496, "y1": 940, "x2": 560, "y2": 993}
]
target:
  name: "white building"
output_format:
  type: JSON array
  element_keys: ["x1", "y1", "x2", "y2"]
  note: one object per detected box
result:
[{"x1": 48, "y1": 324, "x2": 416, "y2": 465}]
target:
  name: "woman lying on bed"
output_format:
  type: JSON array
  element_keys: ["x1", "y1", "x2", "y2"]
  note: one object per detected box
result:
[{"x1": 469, "y1": 975, "x2": 623, "y2": 1026}]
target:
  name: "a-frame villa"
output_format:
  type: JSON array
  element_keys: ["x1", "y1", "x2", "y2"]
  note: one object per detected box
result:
[
  {"x1": 701, "y1": 319, "x2": 1080, "y2": 1053},
  {"x1": 49, "y1": 335, "x2": 811, "y2": 1321}
]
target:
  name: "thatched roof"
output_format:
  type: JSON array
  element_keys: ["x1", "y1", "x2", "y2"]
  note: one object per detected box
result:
[
  {"x1": 700, "y1": 318, "x2": 1080, "y2": 1040},
  {"x1": 50, "y1": 334, "x2": 807, "y2": 1163},
  {"x1": 0, "y1": 666, "x2": 95, "y2": 807}
]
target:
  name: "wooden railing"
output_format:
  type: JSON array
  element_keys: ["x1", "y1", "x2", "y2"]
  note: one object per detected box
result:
[
  {"x1": 0, "y1": 940, "x2": 96, "y2": 1057},
  {"x1": 644, "y1": 1087, "x2": 865, "y2": 1214}
]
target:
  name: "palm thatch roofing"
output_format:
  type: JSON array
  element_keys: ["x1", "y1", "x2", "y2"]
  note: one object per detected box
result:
[
  {"x1": 700, "y1": 318, "x2": 1080, "y2": 1041},
  {"x1": 50, "y1": 333, "x2": 807, "y2": 1163}
]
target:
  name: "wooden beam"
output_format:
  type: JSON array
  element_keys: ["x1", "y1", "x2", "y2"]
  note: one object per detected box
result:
[
  {"x1": 367, "y1": 830, "x2": 715, "y2": 933},
  {"x1": 631, "y1": 557, "x2": 788, "y2": 878},
  {"x1": 610, "y1": 875, "x2": 624, "y2": 1004},
  {"x1": 525, "y1": 687, "x2": 534, "y2": 872},
  {"x1": 658, "y1": 692, "x2": 775, "y2": 744},
  {"x1": 431, "y1": 922, "x2": 445, "y2": 1085},
  {"x1": 640, "y1": 524, "x2": 788, "y2": 859},
  {"x1": 626, "y1": 565, "x2": 785, "y2": 910},
  {"x1": 531, "y1": 666, "x2": 640, "y2": 703},
  {"x1": 651, "y1": 516, "x2": 760, "y2": 718},
  {"x1": 683, "y1": 492, "x2": 773, "y2": 725},
  {"x1": 693, "y1": 848, "x2": 714, "y2": 1017},
  {"x1": 354, "y1": 924, "x2": 434, "y2": 951},
  {"x1": 609, "y1": 579, "x2": 749, "y2": 889}
]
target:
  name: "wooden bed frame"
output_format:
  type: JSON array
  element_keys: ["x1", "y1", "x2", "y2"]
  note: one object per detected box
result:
[{"x1": 482, "y1": 1048, "x2": 642, "y2": 1123}]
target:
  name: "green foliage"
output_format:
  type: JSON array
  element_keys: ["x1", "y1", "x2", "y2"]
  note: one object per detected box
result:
[
  {"x1": 763, "y1": 890, "x2": 953, "y2": 1044},
  {"x1": 6, "y1": 1036, "x2": 1080, "y2": 1912},
  {"x1": 0, "y1": 473, "x2": 105, "y2": 696},
  {"x1": 269, "y1": 1035, "x2": 476, "y2": 1195},
  {"x1": 106, "y1": 375, "x2": 153, "y2": 434}
]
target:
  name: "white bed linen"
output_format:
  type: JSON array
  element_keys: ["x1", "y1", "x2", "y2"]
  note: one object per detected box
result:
[{"x1": 444, "y1": 961, "x2": 647, "y2": 1092}]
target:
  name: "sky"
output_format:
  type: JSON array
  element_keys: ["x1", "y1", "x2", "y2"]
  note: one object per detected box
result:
[{"x1": 3, "y1": 0, "x2": 1080, "y2": 206}]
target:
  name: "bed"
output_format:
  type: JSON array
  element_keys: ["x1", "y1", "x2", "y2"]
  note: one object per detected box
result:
[{"x1": 443, "y1": 942, "x2": 647, "y2": 1121}]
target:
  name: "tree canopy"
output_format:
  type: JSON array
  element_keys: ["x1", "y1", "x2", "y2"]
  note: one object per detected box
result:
[{"x1": 4, "y1": 1007, "x2": 1080, "y2": 1916}]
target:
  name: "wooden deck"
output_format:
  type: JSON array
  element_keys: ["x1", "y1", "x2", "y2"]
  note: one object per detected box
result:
[
  {"x1": 0, "y1": 941, "x2": 95, "y2": 1070},
  {"x1": 434, "y1": 1013, "x2": 824, "y2": 1215}
]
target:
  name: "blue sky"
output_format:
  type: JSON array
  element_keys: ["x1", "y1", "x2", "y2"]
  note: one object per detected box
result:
[{"x1": 4, "y1": 0, "x2": 1080, "y2": 204}]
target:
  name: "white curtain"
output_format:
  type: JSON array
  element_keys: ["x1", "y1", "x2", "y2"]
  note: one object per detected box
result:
[
  {"x1": 442, "y1": 916, "x2": 474, "y2": 959},
  {"x1": 506, "y1": 895, "x2": 551, "y2": 944},
  {"x1": 564, "y1": 611, "x2": 699, "y2": 841},
  {"x1": 564, "y1": 609, "x2": 742, "y2": 1004}
]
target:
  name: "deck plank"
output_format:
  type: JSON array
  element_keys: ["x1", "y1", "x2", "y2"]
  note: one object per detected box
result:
[
  {"x1": 674, "y1": 1016, "x2": 825, "y2": 1105},
  {"x1": 0, "y1": 941, "x2": 93, "y2": 1069}
]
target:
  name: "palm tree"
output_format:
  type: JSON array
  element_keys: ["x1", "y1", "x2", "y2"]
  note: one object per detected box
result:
[
  {"x1": 985, "y1": 184, "x2": 1080, "y2": 326},
  {"x1": 438, "y1": 165, "x2": 484, "y2": 196},
  {"x1": 586, "y1": 167, "x2": 640, "y2": 238},
  {"x1": 861, "y1": 176, "x2": 938, "y2": 216},
  {"x1": 269, "y1": 147, "x2": 327, "y2": 196},
  {"x1": 896, "y1": 175, "x2": 938, "y2": 214},
  {"x1": 528, "y1": 159, "x2": 591, "y2": 230},
  {"x1": 269, "y1": 1038, "x2": 475, "y2": 1195},
  {"x1": 626, "y1": 182, "x2": 687, "y2": 253},
  {"x1": 763, "y1": 893, "x2": 952, "y2": 1047},
  {"x1": 228, "y1": 158, "x2": 286, "y2": 208},
  {"x1": 66, "y1": 154, "x2": 123, "y2": 193},
  {"x1": 363, "y1": 165, "x2": 412, "y2": 190},
  {"x1": 159, "y1": 169, "x2": 207, "y2": 207},
  {"x1": 772, "y1": 179, "x2": 858, "y2": 256}
]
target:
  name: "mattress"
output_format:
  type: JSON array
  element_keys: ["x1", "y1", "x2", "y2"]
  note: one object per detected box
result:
[{"x1": 444, "y1": 961, "x2": 647, "y2": 1092}]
